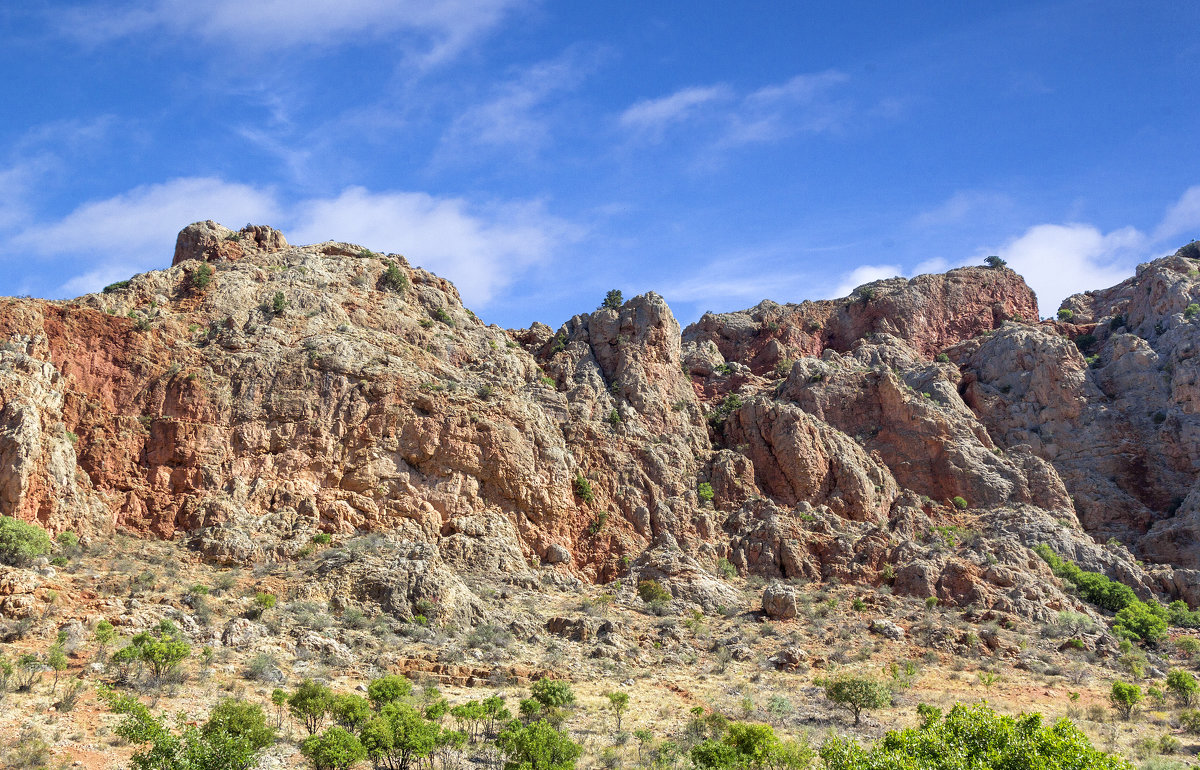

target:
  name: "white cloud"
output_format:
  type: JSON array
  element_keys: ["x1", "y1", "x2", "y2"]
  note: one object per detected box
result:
[
  {"x1": 991, "y1": 223, "x2": 1144, "y2": 316},
  {"x1": 832, "y1": 264, "x2": 903, "y2": 298},
  {"x1": 619, "y1": 86, "x2": 731, "y2": 136},
  {"x1": 1, "y1": 177, "x2": 575, "y2": 308},
  {"x1": 288, "y1": 187, "x2": 576, "y2": 306},
  {"x1": 29, "y1": 178, "x2": 280, "y2": 296},
  {"x1": 1154, "y1": 185, "x2": 1200, "y2": 243},
  {"x1": 57, "y1": 0, "x2": 527, "y2": 62},
  {"x1": 14, "y1": 177, "x2": 279, "y2": 258}
]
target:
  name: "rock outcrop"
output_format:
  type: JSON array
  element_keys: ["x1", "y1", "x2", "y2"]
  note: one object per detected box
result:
[{"x1": 2, "y1": 222, "x2": 1199, "y2": 627}]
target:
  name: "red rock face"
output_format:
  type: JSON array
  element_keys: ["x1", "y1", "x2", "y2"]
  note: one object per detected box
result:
[{"x1": 683, "y1": 266, "x2": 1039, "y2": 374}]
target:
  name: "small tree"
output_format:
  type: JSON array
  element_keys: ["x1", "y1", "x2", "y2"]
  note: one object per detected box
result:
[
  {"x1": 116, "y1": 622, "x2": 190, "y2": 683},
  {"x1": 93, "y1": 618, "x2": 116, "y2": 647},
  {"x1": 1167, "y1": 669, "x2": 1199, "y2": 707},
  {"x1": 1058, "y1": 308, "x2": 1074, "y2": 322},
  {"x1": 1113, "y1": 601, "x2": 1167, "y2": 643},
  {"x1": 103, "y1": 689, "x2": 275, "y2": 770},
  {"x1": 47, "y1": 643, "x2": 68, "y2": 693},
  {"x1": 302, "y1": 726, "x2": 366, "y2": 770},
  {"x1": 984, "y1": 255, "x2": 1007, "y2": 269},
  {"x1": 822, "y1": 674, "x2": 892, "y2": 726},
  {"x1": 601, "y1": 290, "x2": 624, "y2": 311},
  {"x1": 1110, "y1": 680, "x2": 1143, "y2": 720},
  {"x1": 271, "y1": 291, "x2": 288, "y2": 314},
  {"x1": 271, "y1": 688, "x2": 288, "y2": 729},
  {"x1": 604, "y1": 691, "x2": 629, "y2": 732},
  {"x1": 290, "y1": 680, "x2": 335, "y2": 735},
  {"x1": 360, "y1": 702, "x2": 441, "y2": 768}
]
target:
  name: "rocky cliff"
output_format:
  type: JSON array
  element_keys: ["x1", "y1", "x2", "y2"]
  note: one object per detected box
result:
[{"x1": 3, "y1": 221, "x2": 1200, "y2": 624}]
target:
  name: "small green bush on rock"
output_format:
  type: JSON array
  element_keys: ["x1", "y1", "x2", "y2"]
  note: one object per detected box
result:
[{"x1": 0, "y1": 516, "x2": 51, "y2": 565}]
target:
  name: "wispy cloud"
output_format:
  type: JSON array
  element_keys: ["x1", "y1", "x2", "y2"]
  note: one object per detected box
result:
[
  {"x1": 619, "y1": 86, "x2": 732, "y2": 136},
  {"x1": 911, "y1": 191, "x2": 1014, "y2": 229},
  {"x1": 55, "y1": 0, "x2": 529, "y2": 62},
  {"x1": 620, "y1": 70, "x2": 851, "y2": 147},
  {"x1": 441, "y1": 50, "x2": 597, "y2": 159},
  {"x1": 722, "y1": 70, "x2": 850, "y2": 145}
]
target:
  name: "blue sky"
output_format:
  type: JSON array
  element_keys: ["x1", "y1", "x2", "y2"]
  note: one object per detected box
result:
[{"x1": 1, "y1": 1, "x2": 1198, "y2": 329}]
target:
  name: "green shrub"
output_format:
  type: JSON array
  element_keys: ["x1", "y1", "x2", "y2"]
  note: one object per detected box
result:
[
  {"x1": 113, "y1": 621, "x2": 190, "y2": 681},
  {"x1": 1166, "y1": 669, "x2": 1199, "y2": 707},
  {"x1": 708, "y1": 394, "x2": 744, "y2": 426},
  {"x1": 497, "y1": 719, "x2": 581, "y2": 770},
  {"x1": 270, "y1": 291, "x2": 287, "y2": 314},
  {"x1": 1110, "y1": 680, "x2": 1143, "y2": 719},
  {"x1": 312, "y1": 533, "x2": 332, "y2": 545},
  {"x1": 820, "y1": 701, "x2": 1130, "y2": 769},
  {"x1": 103, "y1": 280, "x2": 132, "y2": 293},
  {"x1": 531, "y1": 678, "x2": 576, "y2": 709},
  {"x1": 0, "y1": 516, "x2": 52, "y2": 565},
  {"x1": 935, "y1": 352, "x2": 951, "y2": 363},
  {"x1": 984, "y1": 255, "x2": 1007, "y2": 269},
  {"x1": 1187, "y1": 304, "x2": 1200, "y2": 319},
  {"x1": 380, "y1": 261, "x2": 408, "y2": 294},
  {"x1": 1033, "y1": 545, "x2": 1138, "y2": 612},
  {"x1": 697, "y1": 482, "x2": 715, "y2": 504},
  {"x1": 572, "y1": 473, "x2": 594, "y2": 505},
  {"x1": 1180, "y1": 708, "x2": 1200, "y2": 734},
  {"x1": 1113, "y1": 601, "x2": 1167, "y2": 643},
  {"x1": 1058, "y1": 308, "x2": 1074, "y2": 321},
  {"x1": 329, "y1": 694, "x2": 372, "y2": 731},
  {"x1": 302, "y1": 726, "x2": 366, "y2": 770},
  {"x1": 820, "y1": 673, "x2": 892, "y2": 725},
  {"x1": 601, "y1": 289, "x2": 624, "y2": 311},
  {"x1": 367, "y1": 674, "x2": 413, "y2": 709},
  {"x1": 55, "y1": 531, "x2": 79, "y2": 550},
  {"x1": 637, "y1": 579, "x2": 671, "y2": 605},
  {"x1": 103, "y1": 689, "x2": 277, "y2": 770},
  {"x1": 191, "y1": 263, "x2": 213, "y2": 291},
  {"x1": 951, "y1": 496, "x2": 968, "y2": 510},
  {"x1": 203, "y1": 698, "x2": 276, "y2": 751}
]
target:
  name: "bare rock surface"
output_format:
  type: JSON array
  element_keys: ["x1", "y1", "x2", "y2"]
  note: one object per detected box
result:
[{"x1": 2, "y1": 222, "x2": 1200, "y2": 626}]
